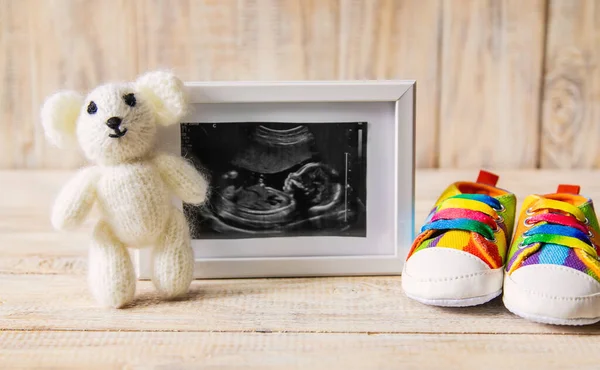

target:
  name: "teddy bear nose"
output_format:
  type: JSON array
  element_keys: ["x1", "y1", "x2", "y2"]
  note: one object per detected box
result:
[{"x1": 106, "y1": 117, "x2": 122, "y2": 129}]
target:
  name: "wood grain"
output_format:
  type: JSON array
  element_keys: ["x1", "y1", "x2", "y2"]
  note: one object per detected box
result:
[
  {"x1": 3, "y1": 170, "x2": 600, "y2": 335},
  {"x1": 0, "y1": 171, "x2": 91, "y2": 274},
  {"x1": 541, "y1": 0, "x2": 600, "y2": 168},
  {"x1": 0, "y1": 0, "x2": 33, "y2": 170},
  {"x1": 335, "y1": 0, "x2": 442, "y2": 167},
  {"x1": 2, "y1": 274, "x2": 600, "y2": 335},
  {"x1": 3, "y1": 169, "x2": 600, "y2": 367},
  {"x1": 5, "y1": 0, "x2": 600, "y2": 170},
  {"x1": 0, "y1": 0, "x2": 442, "y2": 169},
  {"x1": 135, "y1": 0, "x2": 443, "y2": 167},
  {"x1": 2, "y1": 331, "x2": 600, "y2": 369},
  {"x1": 0, "y1": 0, "x2": 139, "y2": 169},
  {"x1": 439, "y1": 0, "x2": 547, "y2": 169}
]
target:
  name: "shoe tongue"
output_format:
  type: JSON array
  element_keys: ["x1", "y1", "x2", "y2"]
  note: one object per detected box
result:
[
  {"x1": 557, "y1": 184, "x2": 581, "y2": 195},
  {"x1": 551, "y1": 183, "x2": 589, "y2": 208},
  {"x1": 476, "y1": 170, "x2": 499, "y2": 187},
  {"x1": 436, "y1": 170, "x2": 506, "y2": 205}
]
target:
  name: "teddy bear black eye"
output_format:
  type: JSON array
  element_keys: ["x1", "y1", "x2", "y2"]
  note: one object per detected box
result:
[
  {"x1": 123, "y1": 93, "x2": 136, "y2": 107},
  {"x1": 87, "y1": 101, "x2": 97, "y2": 114}
]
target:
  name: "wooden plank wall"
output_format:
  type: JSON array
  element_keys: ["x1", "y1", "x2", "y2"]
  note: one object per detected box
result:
[
  {"x1": 0, "y1": 0, "x2": 597, "y2": 169},
  {"x1": 542, "y1": 0, "x2": 600, "y2": 168}
]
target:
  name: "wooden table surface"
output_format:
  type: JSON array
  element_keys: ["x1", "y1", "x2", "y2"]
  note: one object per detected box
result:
[{"x1": 2, "y1": 170, "x2": 600, "y2": 369}]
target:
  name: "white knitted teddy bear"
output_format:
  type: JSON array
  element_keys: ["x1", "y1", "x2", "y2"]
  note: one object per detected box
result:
[{"x1": 41, "y1": 71, "x2": 207, "y2": 308}]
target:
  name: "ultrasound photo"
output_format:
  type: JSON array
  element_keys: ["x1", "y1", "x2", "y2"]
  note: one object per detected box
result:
[{"x1": 181, "y1": 122, "x2": 367, "y2": 239}]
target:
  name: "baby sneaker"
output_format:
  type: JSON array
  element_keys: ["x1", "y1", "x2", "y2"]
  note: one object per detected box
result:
[
  {"x1": 402, "y1": 170, "x2": 516, "y2": 307},
  {"x1": 503, "y1": 185, "x2": 600, "y2": 325}
]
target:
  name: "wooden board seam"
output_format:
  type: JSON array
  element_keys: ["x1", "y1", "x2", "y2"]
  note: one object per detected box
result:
[
  {"x1": 535, "y1": 0, "x2": 551, "y2": 168},
  {"x1": 2, "y1": 328, "x2": 598, "y2": 336}
]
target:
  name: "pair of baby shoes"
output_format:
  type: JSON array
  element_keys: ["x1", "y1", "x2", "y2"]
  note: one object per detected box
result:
[{"x1": 403, "y1": 170, "x2": 600, "y2": 326}]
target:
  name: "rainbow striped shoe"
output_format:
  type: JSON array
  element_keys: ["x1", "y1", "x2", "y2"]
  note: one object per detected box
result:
[
  {"x1": 402, "y1": 170, "x2": 516, "y2": 307},
  {"x1": 503, "y1": 185, "x2": 600, "y2": 325}
]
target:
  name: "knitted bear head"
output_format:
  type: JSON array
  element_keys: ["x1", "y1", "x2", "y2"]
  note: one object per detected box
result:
[{"x1": 41, "y1": 71, "x2": 188, "y2": 164}]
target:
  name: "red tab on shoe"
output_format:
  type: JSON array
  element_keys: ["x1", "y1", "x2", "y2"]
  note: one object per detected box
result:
[
  {"x1": 557, "y1": 184, "x2": 581, "y2": 195},
  {"x1": 476, "y1": 170, "x2": 499, "y2": 187}
]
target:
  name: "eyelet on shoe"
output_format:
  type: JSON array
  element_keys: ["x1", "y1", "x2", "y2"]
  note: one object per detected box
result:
[
  {"x1": 493, "y1": 216, "x2": 503, "y2": 232},
  {"x1": 523, "y1": 217, "x2": 534, "y2": 227},
  {"x1": 588, "y1": 230, "x2": 594, "y2": 238},
  {"x1": 584, "y1": 217, "x2": 590, "y2": 225},
  {"x1": 518, "y1": 241, "x2": 530, "y2": 250},
  {"x1": 485, "y1": 236, "x2": 497, "y2": 242},
  {"x1": 494, "y1": 204, "x2": 506, "y2": 213},
  {"x1": 525, "y1": 207, "x2": 535, "y2": 216}
]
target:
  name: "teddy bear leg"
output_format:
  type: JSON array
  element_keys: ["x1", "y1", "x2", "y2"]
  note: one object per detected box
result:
[
  {"x1": 88, "y1": 220, "x2": 136, "y2": 308},
  {"x1": 152, "y1": 209, "x2": 194, "y2": 298}
]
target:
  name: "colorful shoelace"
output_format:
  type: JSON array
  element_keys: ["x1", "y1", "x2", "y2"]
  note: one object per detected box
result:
[
  {"x1": 520, "y1": 199, "x2": 598, "y2": 259},
  {"x1": 420, "y1": 194, "x2": 505, "y2": 242}
]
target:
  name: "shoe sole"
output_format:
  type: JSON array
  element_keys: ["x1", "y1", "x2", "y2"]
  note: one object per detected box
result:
[
  {"x1": 503, "y1": 274, "x2": 600, "y2": 326},
  {"x1": 503, "y1": 301, "x2": 600, "y2": 326},
  {"x1": 402, "y1": 265, "x2": 504, "y2": 307},
  {"x1": 405, "y1": 289, "x2": 502, "y2": 307}
]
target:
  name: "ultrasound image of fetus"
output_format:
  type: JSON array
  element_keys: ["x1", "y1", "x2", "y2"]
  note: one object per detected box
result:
[
  {"x1": 181, "y1": 121, "x2": 367, "y2": 239},
  {"x1": 284, "y1": 163, "x2": 342, "y2": 215}
]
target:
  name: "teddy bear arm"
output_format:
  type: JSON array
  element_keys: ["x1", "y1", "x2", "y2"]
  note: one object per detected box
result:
[
  {"x1": 51, "y1": 167, "x2": 99, "y2": 231},
  {"x1": 153, "y1": 153, "x2": 208, "y2": 205}
]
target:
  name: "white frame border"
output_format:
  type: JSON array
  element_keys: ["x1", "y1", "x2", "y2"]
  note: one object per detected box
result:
[{"x1": 137, "y1": 80, "x2": 415, "y2": 279}]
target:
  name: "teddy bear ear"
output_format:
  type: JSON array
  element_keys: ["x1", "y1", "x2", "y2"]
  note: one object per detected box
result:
[
  {"x1": 135, "y1": 70, "x2": 189, "y2": 126},
  {"x1": 40, "y1": 91, "x2": 83, "y2": 149}
]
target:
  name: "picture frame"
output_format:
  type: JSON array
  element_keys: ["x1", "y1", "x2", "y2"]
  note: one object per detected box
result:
[{"x1": 136, "y1": 80, "x2": 416, "y2": 279}]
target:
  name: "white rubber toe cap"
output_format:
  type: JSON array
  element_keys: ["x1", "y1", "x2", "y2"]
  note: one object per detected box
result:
[
  {"x1": 504, "y1": 264, "x2": 600, "y2": 324},
  {"x1": 402, "y1": 248, "x2": 504, "y2": 304}
]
